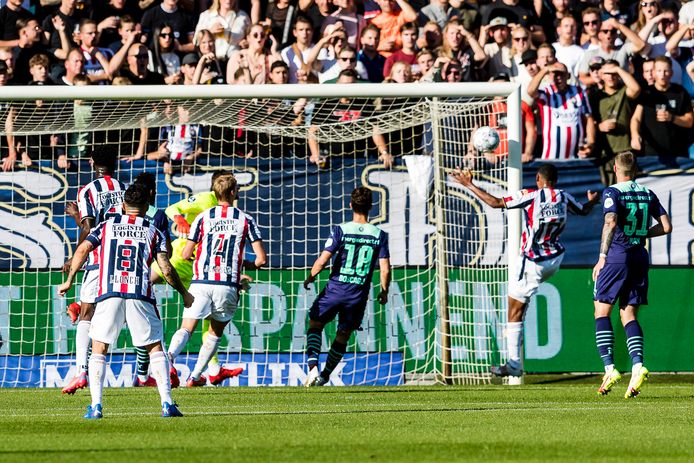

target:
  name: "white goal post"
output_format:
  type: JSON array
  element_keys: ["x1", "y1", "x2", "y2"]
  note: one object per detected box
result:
[{"x1": 0, "y1": 83, "x2": 521, "y2": 387}]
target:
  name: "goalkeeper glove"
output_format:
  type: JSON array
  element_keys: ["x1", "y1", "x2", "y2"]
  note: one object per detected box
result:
[{"x1": 174, "y1": 215, "x2": 190, "y2": 237}]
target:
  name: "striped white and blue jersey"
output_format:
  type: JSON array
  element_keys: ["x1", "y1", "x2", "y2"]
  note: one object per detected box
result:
[
  {"x1": 188, "y1": 205, "x2": 262, "y2": 287},
  {"x1": 77, "y1": 175, "x2": 126, "y2": 270},
  {"x1": 536, "y1": 84, "x2": 592, "y2": 160},
  {"x1": 503, "y1": 188, "x2": 585, "y2": 261},
  {"x1": 86, "y1": 214, "x2": 167, "y2": 304}
]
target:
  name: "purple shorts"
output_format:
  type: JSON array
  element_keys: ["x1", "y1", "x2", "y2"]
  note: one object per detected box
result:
[
  {"x1": 594, "y1": 261, "x2": 649, "y2": 306},
  {"x1": 309, "y1": 287, "x2": 367, "y2": 332}
]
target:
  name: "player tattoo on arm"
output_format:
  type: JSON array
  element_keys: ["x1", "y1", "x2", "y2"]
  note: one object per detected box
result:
[
  {"x1": 156, "y1": 253, "x2": 187, "y2": 296},
  {"x1": 599, "y1": 212, "x2": 618, "y2": 256}
]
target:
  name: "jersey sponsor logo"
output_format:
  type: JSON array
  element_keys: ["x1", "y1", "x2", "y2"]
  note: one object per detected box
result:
[
  {"x1": 98, "y1": 190, "x2": 124, "y2": 206},
  {"x1": 109, "y1": 274, "x2": 140, "y2": 286},
  {"x1": 111, "y1": 225, "x2": 148, "y2": 241},
  {"x1": 539, "y1": 204, "x2": 565, "y2": 218},
  {"x1": 209, "y1": 219, "x2": 240, "y2": 234}
]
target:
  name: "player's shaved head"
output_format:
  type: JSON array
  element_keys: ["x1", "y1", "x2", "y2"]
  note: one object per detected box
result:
[
  {"x1": 614, "y1": 151, "x2": 637, "y2": 177},
  {"x1": 124, "y1": 183, "x2": 150, "y2": 211},
  {"x1": 537, "y1": 164, "x2": 558, "y2": 184},
  {"x1": 91, "y1": 144, "x2": 119, "y2": 173},
  {"x1": 351, "y1": 187, "x2": 373, "y2": 215},
  {"x1": 134, "y1": 172, "x2": 156, "y2": 205},
  {"x1": 213, "y1": 173, "x2": 238, "y2": 203}
]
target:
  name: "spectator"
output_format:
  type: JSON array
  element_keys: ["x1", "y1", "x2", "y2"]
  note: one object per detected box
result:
[
  {"x1": 641, "y1": 57, "x2": 655, "y2": 86},
  {"x1": 553, "y1": 16, "x2": 585, "y2": 78},
  {"x1": 638, "y1": 8, "x2": 683, "y2": 83},
  {"x1": 58, "y1": 48, "x2": 86, "y2": 85},
  {"x1": 508, "y1": 26, "x2": 532, "y2": 81},
  {"x1": 77, "y1": 19, "x2": 115, "y2": 83},
  {"x1": 0, "y1": 47, "x2": 13, "y2": 80},
  {"x1": 317, "y1": 44, "x2": 368, "y2": 83},
  {"x1": 419, "y1": 0, "x2": 467, "y2": 30},
  {"x1": 600, "y1": 0, "x2": 632, "y2": 27},
  {"x1": 65, "y1": 73, "x2": 93, "y2": 165},
  {"x1": 280, "y1": 15, "x2": 316, "y2": 83},
  {"x1": 193, "y1": 29, "x2": 225, "y2": 83},
  {"x1": 538, "y1": 0, "x2": 578, "y2": 44},
  {"x1": 357, "y1": 24, "x2": 385, "y2": 83},
  {"x1": 414, "y1": 48, "x2": 434, "y2": 81},
  {"x1": 527, "y1": 61, "x2": 596, "y2": 160},
  {"x1": 141, "y1": 104, "x2": 202, "y2": 175},
  {"x1": 13, "y1": 17, "x2": 70, "y2": 85},
  {"x1": 383, "y1": 21, "x2": 418, "y2": 78},
  {"x1": 227, "y1": 23, "x2": 281, "y2": 84},
  {"x1": 107, "y1": 15, "x2": 141, "y2": 53},
  {"x1": 42, "y1": 0, "x2": 87, "y2": 51},
  {"x1": 179, "y1": 52, "x2": 198, "y2": 84},
  {"x1": 141, "y1": 0, "x2": 196, "y2": 53},
  {"x1": 591, "y1": 59, "x2": 641, "y2": 184},
  {"x1": 416, "y1": 20, "x2": 443, "y2": 50},
  {"x1": 305, "y1": 25, "x2": 349, "y2": 77},
  {"x1": 28, "y1": 53, "x2": 55, "y2": 85},
  {"x1": 384, "y1": 60, "x2": 413, "y2": 83},
  {"x1": 120, "y1": 42, "x2": 166, "y2": 84},
  {"x1": 149, "y1": 23, "x2": 182, "y2": 84},
  {"x1": 0, "y1": 0, "x2": 34, "y2": 48},
  {"x1": 577, "y1": 17, "x2": 646, "y2": 86},
  {"x1": 0, "y1": 61, "x2": 21, "y2": 171},
  {"x1": 195, "y1": 0, "x2": 250, "y2": 59},
  {"x1": 580, "y1": 7, "x2": 602, "y2": 50},
  {"x1": 301, "y1": 0, "x2": 334, "y2": 43},
  {"x1": 439, "y1": 58, "x2": 463, "y2": 82},
  {"x1": 481, "y1": 16, "x2": 512, "y2": 77},
  {"x1": 268, "y1": 59, "x2": 289, "y2": 83},
  {"x1": 370, "y1": 0, "x2": 419, "y2": 58},
  {"x1": 263, "y1": 0, "x2": 293, "y2": 45},
  {"x1": 320, "y1": 0, "x2": 365, "y2": 50},
  {"x1": 631, "y1": 0, "x2": 660, "y2": 37},
  {"x1": 92, "y1": 0, "x2": 143, "y2": 49},
  {"x1": 481, "y1": 0, "x2": 545, "y2": 45},
  {"x1": 437, "y1": 19, "x2": 486, "y2": 82},
  {"x1": 631, "y1": 56, "x2": 693, "y2": 159}
]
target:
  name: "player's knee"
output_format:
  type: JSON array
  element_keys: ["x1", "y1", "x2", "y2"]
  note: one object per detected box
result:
[{"x1": 335, "y1": 329, "x2": 352, "y2": 344}]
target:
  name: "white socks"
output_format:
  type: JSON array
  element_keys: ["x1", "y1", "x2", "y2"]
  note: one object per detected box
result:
[
  {"x1": 167, "y1": 329, "x2": 190, "y2": 361},
  {"x1": 632, "y1": 362, "x2": 643, "y2": 375},
  {"x1": 150, "y1": 351, "x2": 173, "y2": 405},
  {"x1": 506, "y1": 322, "x2": 523, "y2": 364},
  {"x1": 75, "y1": 320, "x2": 91, "y2": 373},
  {"x1": 192, "y1": 334, "x2": 221, "y2": 380},
  {"x1": 88, "y1": 354, "x2": 106, "y2": 407}
]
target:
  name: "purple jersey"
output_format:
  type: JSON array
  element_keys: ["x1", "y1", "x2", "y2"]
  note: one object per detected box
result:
[
  {"x1": 323, "y1": 221, "x2": 389, "y2": 301},
  {"x1": 602, "y1": 180, "x2": 666, "y2": 264},
  {"x1": 77, "y1": 175, "x2": 126, "y2": 270},
  {"x1": 86, "y1": 214, "x2": 167, "y2": 304},
  {"x1": 189, "y1": 205, "x2": 262, "y2": 287}
]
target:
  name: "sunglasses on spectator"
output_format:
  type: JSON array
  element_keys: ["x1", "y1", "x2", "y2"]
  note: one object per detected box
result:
[
  {"x1": 159, "y1": 32, "x2": 172, "y2": 37},
  {"x1": 600, "y1": 28, "x2": 617, "y2": 34},
  {"x1": 251, "y1": 32, "x2": 266, "y2": 38},
  {"x1": 583, "y1": 20, "x2": 599, "y2": 26},
  {"x1": 512, "y1": 36, "x2": 529, "y2": 41},
  {"x1": 640, "y1": 1, "x2": 657, "y2": 7},
  {"x1": 661, "y1": 18, "x2": 675, "y2": 25},
  {"x1": 340, "y1": 56, "x2": 356, "y2": 62}
]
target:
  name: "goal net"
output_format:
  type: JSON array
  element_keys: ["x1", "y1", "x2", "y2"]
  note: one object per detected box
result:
[{"x1": 0, "y1": 83, "x2": 521, "y2": 387}]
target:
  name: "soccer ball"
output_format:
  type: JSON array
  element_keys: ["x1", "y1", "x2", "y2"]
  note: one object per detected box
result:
[{"x1": 472, "y1": 126, "x2": 501, "y2": 153}]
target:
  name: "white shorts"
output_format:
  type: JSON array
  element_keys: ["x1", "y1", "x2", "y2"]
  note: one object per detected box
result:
[
  {"x1": 79, "y1": 269, "x2": 99, "y2": 304},
  {"x1": 183, "y1": 283, "x2": 239, "y2": 323},
  {"x1": 89, "y1": 297, "x2": 163, "y2": 347},
  {"x1": 508, "y1": 254, "x2": 563, "y2": 304}
]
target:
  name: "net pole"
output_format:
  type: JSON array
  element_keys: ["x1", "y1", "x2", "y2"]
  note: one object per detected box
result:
[
  {"x1": 430, "y1": 97, "x2": 451, "y2": 383},
  {"x1": 506, "y1": 86, "x2": 523, "y2": 385}
]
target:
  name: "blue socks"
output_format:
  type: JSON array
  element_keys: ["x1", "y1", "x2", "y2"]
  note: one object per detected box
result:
[
  {"x1": 595, "y1": 317, "x2": 615, "y2": 368},
  {"x1": 306, "y1": 328, "x2": 322, "y2": 370},
  {"x1": 625, "y1": 320, "x2": 644, "y2": 365}
]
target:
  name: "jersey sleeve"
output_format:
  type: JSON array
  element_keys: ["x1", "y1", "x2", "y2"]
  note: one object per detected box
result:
[
  {"x1": 602, "y1": 187, "x2": 618, "y2": 215},
  {"x1": 188, "y1": 212, "x2": 205, "y2": 243},
  {"x1": 503, "y1": 189, "x2": 537, "y2": 209},
  {"x1": 564, "y1": 192, "x2": 585, "y2": 215},
  {"x1": 246, "y1": 215, "x2": 262, "y2": 242},
  {"x1": 648, "y1": 191, "x2": 667, "y2": 218},
  {"x1": 324, "y1": 226, "x2": 342, "y2": 254},
  {"x1": 154, "y1": 228, "x2": 168, "y2": 254},
  {"x1": 85, "y1": 223, "x2": 104, "y2": 248},
  {"x1": 379, "y1": 230, "x2": 390, "y2": 259},
  {"x1": 77, "y1": 185, "x2": 95, "y2": 221},
  {"x1": 153, "y1": 210, "x2": 171, "y2": 243}
]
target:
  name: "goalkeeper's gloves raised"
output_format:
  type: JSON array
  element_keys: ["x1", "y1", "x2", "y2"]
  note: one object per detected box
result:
[{"x1": 174, "y1": 215, "x2": 190, "y2": 237}]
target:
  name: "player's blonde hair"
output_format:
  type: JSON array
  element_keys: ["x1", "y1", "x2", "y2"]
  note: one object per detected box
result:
[
  {"x1": 614, "y1": 151, "x2": 637, "y2": 176},
  {"x1": 213, "y1": 173, "x2": 238, "y2": 203}
]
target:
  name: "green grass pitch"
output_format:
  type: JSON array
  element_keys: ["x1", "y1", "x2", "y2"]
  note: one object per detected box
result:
[{"x1": 2, "y1": 375, "x2": 694, "y2": 462}]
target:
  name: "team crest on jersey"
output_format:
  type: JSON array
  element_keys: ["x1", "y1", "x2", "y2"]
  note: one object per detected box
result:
[{"x1": 604, "y1": 197, "x2": 614, "y2": 208}]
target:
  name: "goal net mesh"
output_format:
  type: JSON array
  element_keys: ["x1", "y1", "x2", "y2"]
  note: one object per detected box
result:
[{"x1": 0, "y1": 92, "x2": 511, "y2": 387}]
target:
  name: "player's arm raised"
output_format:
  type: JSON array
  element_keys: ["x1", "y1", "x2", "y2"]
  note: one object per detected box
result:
[
  {"x1": 304, "y1": 250, "x2": 333, "y2": 289},
  {"x1": 155, "y1": 252, "x2": 194, "y2": 308},
  {"x1": 451, "y1": 168, "x2": 505, "y2": 208},
  {"x1": 377, "y1": 258, "x2": 391, "y2": 305},
  {"x1": 592, "y1": 212, "x2": 617, "y2": 281}
]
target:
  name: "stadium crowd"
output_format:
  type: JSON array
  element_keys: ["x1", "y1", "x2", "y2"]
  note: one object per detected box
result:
[{"x1": 0, "y1": 0, "x2": 693, "y2": 180}]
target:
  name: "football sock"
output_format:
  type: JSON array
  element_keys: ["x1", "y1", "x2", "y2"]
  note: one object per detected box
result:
[
  {"x1": 88, "y1": 353, "x2": 106, "y2": 407},
  {"x1": 135, "y1": 346, "x2": 150, "y2": 381},
  {"x1": 506, "y1": 322, "x2": 523, "y2": 365},
  {"x1": 624, "y1": 320, "x2": 644, "y2": 366},
  {"x1": 320, "y1": 340, "x2": 346, "y2": 381},
  {"x1": 192, "y1": 334, "x2": 221, "y2": 380},
  {"x1": 306, "y1": 328, "x2": 322, "y2": 370},
  {"x1": 595, "y1": 317, "x2": 615, "y2": 369},
  {"x1": 150, "y1": 351, "x2": 173, "y2": 405},
  {"x1": 167, "y1": 329, "x2": 190, "y2": 361},
  {"x1": 202, "y1": 319, "x2": 219, "y2": 367},
  {"x1": 75, "y1": 320, "x2": 91, "y2": 373}
]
